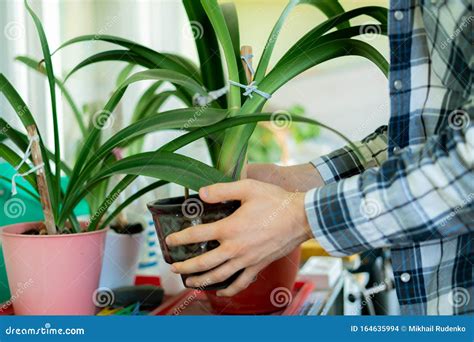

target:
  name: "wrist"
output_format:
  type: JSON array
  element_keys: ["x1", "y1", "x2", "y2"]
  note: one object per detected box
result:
[{"x1": 292, "y1": 192, "x2": 314, "y2": 243}]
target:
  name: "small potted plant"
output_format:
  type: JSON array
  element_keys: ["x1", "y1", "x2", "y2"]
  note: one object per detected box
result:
[{"x1": 53, "y1": 0, "x2": 388, "y2": 314}]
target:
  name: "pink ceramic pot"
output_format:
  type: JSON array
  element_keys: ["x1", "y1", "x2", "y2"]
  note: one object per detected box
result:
[{"x1": 1, "y1": 222, "x2": 107, "y2": 315}]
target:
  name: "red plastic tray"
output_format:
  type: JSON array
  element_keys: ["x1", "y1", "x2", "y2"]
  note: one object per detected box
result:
[{"x1": 149, "y1": 281, "x2": 315, "y2": 316}]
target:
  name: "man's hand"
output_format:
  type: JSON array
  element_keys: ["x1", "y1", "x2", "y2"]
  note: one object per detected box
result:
[
  {"x1": 165, "y1": 179, "x2": 314, "y2": 297},
  {"x1": 245, "y1": 163, "x2": 325, "y2": 191}
]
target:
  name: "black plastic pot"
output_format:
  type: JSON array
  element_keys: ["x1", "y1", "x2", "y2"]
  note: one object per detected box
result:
[{"x1": 147, "y1": 194, "x2": 242, "y2": 290}]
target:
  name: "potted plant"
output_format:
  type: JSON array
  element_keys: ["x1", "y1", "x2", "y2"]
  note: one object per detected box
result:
[{"x1": 50, "y1": 0, "x2": 388, "y2": 314}]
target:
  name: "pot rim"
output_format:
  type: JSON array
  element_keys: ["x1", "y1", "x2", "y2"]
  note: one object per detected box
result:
[
  {"x1": 0, "y1": 221, "x2": 109, "y2": 239},
  {"x1": 147, "y1": 194, "x2": 239, "y2": 211}
]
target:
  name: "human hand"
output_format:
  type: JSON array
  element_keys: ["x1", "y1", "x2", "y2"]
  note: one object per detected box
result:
[
  {"x1": 165, "y1": 179, "x2": 314, "y2": 296},
  {"x1": 245, "y1": 163, "x2": 325, "y2": 192}
]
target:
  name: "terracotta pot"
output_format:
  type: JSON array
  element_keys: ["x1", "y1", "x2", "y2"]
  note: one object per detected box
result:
[
  {"x1": 206, "y1": 247, "x2": 301, "y2": 314},
  {"x1": 1, "y1": 222, "x2": 107, "y2": 315},
  {"x1": 147, "y1": 194, "x2": 242, "y2": 290}
]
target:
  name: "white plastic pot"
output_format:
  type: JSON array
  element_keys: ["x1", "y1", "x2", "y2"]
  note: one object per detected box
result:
[{"x1": 99, "y1": 229, "x2": 145, "y2": 289}]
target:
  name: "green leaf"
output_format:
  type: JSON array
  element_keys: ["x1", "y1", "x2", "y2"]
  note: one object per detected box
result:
[
  {"x1": 116, "y1": 64, "x2": 136, "y2": 87},
  {"x1": 94, "y1": 180, "x2": 168, "y2": 231},
  {"x1": 53, "y1": 34, "x2": 201, "y2": 82},
  {"x1": 201, "y1": 0, "x2": 241, "y2": 113},
  {"x1": 0, "y1": 73, "x2": 58, "y2": 216},
  {"x1": 15, "y1": 56, "x2": 87, "y2": 136},
  {"x1": 183, "y1": 0, "x2": 226, "y2": 105},
  {"x1": 64, "y1": 50, "x2": 154, "y2": 81},
  {"x1": 254, "y1": 0, "x2": 347, "y2": 83},
  {"x1": 161, "y1": 113, "x2": 360, "y2": 162},
  {"x1": 89, "y1": 151, "x2": 232, "y2": 192},
  {"x1": 25, "y1": 0, "x2": 61, "y2": 209},
  {"x1": 0, "y1": 143, "x2": 37, "y2": 190}
]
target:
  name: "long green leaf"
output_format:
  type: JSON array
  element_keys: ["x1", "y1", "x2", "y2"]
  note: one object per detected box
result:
[
  {"x1": 254, "y1": 0, "x2": 347, "y2": 83},
  {"x1": 88, "y1": 151, "x2": 232, "y2": 191},
  {"x1": 218, "y1": 38, "x2": 388, "y2": 176},
  {"x1": 183, "y1": 0, "x2": 226, "y2": 106},
  {"x1": 15, "y1": 56, "x2": 86, "y2": 136},
  {"x1": 53, "y1": 34, "x2": 201, "y2": 82},
  {"x1": 0, "y1": 143, "x2": 37, "y2": 190},
  {"x1": 25, "y1": 0, "x2": 61, "y2": 210},
  {"x1": 64, "y1": 50, "x2": 154, "y2": 81},
  {"x1": 94, "y1": 180, "x2": 168, "y2": 231},
  {"x1": 0, "y1": 73, "x2": 58, "y2": 216},
  {"x1": 201, "y1": 0, "x2": 241, "y2": 113}
]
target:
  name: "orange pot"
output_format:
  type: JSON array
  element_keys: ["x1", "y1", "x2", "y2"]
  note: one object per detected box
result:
[{"x1": 206, "y1": 247, "x2": 301, "y2": 314}]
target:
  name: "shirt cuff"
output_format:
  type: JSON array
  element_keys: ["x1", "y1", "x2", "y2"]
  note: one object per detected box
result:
[{"x1": 304, "y1": 185, "x2": 350, "y2": 257}]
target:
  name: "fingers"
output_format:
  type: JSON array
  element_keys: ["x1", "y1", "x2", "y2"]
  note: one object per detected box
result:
[
  {"x1": 171, "y1": 246, "x2": 231, "y2": 275},
  {"x1": 166, "y1": 223, "x2": 219, "y2": 247},
  {"x1": 216, "y1": 262, "x2": 267, "y2": 297},
  {"x1": 199, "y1": 179, "x2": 256, "y2": 204},
  {"x1": 184, "y1": 258, "x2": 245, "y2": 287}
]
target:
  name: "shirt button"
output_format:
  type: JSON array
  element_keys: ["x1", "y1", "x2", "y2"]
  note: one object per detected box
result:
[
  {"x1": 400, "y1": 272, "x2": 411, "y2": 283},
  {"x1": 394, "y1": 80, "x2": 403, "y2": 91},
  {"x1": 394, "y1": 11, "x2": 404, "y2": 21},
  {"x1": 393, "y1": 146, "x2": 400, "y2": 154},
  {"x1": 431, "y1": 0, "x2": 438, "y2": 4}
]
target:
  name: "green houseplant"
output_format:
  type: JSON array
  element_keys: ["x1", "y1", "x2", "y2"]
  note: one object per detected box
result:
[{"x1": 0, "y1": 0, "x2": 387, "y2": 314}]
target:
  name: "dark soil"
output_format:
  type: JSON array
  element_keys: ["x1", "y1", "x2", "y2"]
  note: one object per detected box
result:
[{"x1": 110, "y1": 223, "x2": 144, "y2": 235}]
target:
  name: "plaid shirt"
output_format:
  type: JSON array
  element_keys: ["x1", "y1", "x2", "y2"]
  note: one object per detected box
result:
[{"x1": 305, "y1": 0, "x2": 473, "y2": 315}]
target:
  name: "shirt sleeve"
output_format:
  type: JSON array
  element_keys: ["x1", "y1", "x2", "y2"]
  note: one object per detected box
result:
[
  {"x1": 312, "y1": 126, "x2": 389, "y2": 184},
  {"x1": 305, "y1": 119, "x2": 474, "y2": 257}
]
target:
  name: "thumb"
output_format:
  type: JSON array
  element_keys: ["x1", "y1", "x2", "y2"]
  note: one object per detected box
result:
[{"x1": 199, "y1": 180, "x2": 254, "y2": 204}]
